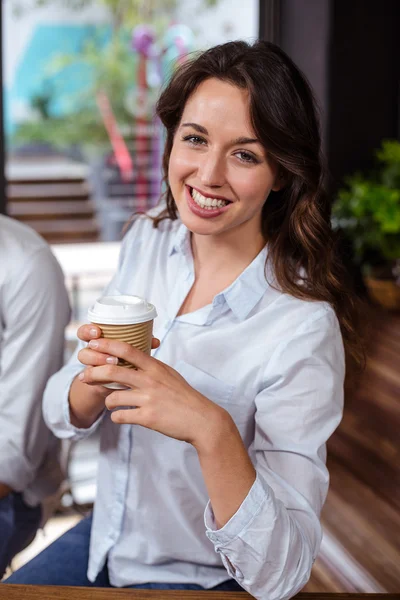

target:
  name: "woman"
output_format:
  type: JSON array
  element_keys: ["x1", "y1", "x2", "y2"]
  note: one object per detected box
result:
[{"x1": 5, "y1": 41, "x2": 363, "y2": 599}]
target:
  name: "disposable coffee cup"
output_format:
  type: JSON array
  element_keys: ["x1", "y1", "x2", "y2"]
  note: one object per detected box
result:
[{"x1": 87, "y1": 294, "x2": 157, "y2": 389}]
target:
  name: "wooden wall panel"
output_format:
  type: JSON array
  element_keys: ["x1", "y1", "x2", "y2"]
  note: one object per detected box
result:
[{"x1": 304, "y1": 310, "x2": 400, "y2": 592}]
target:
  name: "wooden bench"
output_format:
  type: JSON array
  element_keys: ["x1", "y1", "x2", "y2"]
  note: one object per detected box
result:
[{"x1": 6, "y1": 157, "x2": 100, "y2": 243}]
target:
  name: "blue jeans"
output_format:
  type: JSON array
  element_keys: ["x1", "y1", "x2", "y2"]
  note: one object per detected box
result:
[
  {"x1": 0, "y1": 492, "x2": 42, "y2": 579},
  {"x1": 4, "y1": 515, "x2": 244, "y2": 591}
]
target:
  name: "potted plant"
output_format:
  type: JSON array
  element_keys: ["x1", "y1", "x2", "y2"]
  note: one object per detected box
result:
[{"x1": 332, "y1": 139, "x2": 400, "y2": 310}]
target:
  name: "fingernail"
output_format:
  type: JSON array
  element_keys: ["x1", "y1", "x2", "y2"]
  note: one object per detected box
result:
[
  {"x1": 89, "y1": 328, "x2": 98, "y2": 337},
  {"x1": 89, "y1": 340, "x2": 99, "y2": 348},
  {"x1": 78, "y1": 372, "x2": 84, "y2": 381},
  {"x1": 106, "y1": 356, "x2": 118, "y2": 365}
]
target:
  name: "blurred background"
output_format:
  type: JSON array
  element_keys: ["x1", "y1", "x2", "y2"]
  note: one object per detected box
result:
[{"x1": 0, "y1": 0, "x2": 399, "y2": 592}]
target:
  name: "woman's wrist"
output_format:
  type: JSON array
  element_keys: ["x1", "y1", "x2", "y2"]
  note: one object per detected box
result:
[
  {"x1": 68, "y1": 375, "x2": 109, "y2": 429},
  {"x1": 194, "y1": 405, "x2": 256, "y2": 528},
  {"x1": 192, "y1": 403, "x2": 238, "y2": 457}
]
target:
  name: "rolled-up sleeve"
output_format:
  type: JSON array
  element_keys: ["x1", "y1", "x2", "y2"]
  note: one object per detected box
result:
[
  {"x1": 42, "y1": 238, "x2": 129, "y2": 442},
  {"x1": 42, "y1": 340, "x2": 106, "y2": 441},
  {"x1": 0, "y1": 247, "x2": 70, "y2": 491},
  {"x1": 43, "y1": 271, "x2": 121, "y2": 441},
  {"x1": 204, "y1": 307, "x2": 345, "y2": 600}
]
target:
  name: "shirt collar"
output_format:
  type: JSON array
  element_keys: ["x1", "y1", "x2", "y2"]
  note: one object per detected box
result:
[
  {"x1": 219, "y1": 246, "x2": 275, "y2": 320},
  {"x1": 169, "y1": 222, "x2": 190, "y2": 257},
  {"x1": 170, "y1": 222, "x2": 277, "y2": 321}
]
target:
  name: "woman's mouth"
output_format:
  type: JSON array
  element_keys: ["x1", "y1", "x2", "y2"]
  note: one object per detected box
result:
[
  {"x1": 185, "y1": 186, "x2": 232, "y2": 219},
  {"x1": 190, "y1": 187, "x2": 230, "y2": 209}
]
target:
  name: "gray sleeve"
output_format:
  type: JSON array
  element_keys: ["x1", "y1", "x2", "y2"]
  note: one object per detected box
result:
[{"x1": 0, "y1": 246, "x2": 71, "y2": 491}]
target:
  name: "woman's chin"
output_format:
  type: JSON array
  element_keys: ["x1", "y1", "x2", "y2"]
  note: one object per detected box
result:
[{"x1": 177, "y1": 206, "x2": 223, "y2": 236}]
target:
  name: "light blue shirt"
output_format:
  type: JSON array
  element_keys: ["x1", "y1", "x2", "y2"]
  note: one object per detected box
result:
[
  {"x1": 43, "y1": 211, "x2": 345, "y2": 600},
  {"x1": 0, "y1": 215, "x2": 70, "y2": 507}
]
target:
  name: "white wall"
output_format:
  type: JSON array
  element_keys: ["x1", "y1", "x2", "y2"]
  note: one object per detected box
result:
[{"x1": 176, "y1": 0, "x2": 259, "y2": 49}]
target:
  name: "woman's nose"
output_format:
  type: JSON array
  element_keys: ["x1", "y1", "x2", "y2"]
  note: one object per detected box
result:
[{"x1": 198, "y1": 153, "x2": 226, "y2": 188}]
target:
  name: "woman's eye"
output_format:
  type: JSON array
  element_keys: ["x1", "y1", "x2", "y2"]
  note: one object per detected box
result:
[
  {"x1": 235, "y1": 151, "x2": 258, "y2": 164},
  {"x1": 182, "y1": 135, "x2": 206, "y2": 146}
]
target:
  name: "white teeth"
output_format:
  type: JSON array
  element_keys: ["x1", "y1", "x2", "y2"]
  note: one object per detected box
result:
[{"x1": 191, "y1": 188, "x2": 229, "y2": 209}]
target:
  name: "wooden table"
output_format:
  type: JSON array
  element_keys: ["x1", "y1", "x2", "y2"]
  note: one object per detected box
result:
[{"x1": 1, "y1": 588, "x2": 399, "y2": 600}]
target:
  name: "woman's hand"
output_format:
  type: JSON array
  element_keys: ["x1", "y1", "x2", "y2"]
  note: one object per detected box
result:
[
  {"x1": 68, "y1": 324, "x2": 160, "y2": 429},
  {"x1": 77, "y1": 337, "x2": 229, "y2": 449},
  {"x1": 77, "y1": 324, "x2": 160, "y2": 371}
]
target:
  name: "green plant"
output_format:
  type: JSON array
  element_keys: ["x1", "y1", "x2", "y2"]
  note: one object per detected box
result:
[{"x1": 332, "y1": 140, "x2": 400, "y2": 277}]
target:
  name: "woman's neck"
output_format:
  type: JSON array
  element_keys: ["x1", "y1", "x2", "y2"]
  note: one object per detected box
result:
[{"x1": 191, "y1": 228, "x2": 266, "y2": 279}]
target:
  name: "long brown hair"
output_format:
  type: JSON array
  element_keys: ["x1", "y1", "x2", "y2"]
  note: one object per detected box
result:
[{"x1": 153, "y1": 40, "x2": 365, "y2": 370}]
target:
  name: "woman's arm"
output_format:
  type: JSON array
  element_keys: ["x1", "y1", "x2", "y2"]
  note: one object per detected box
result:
[
  {"x1": 43, "y1": 225, "x2": 134, "y2": 439},
  {"x1": 43, "y1": 337, "x2": 108, "y2": 441},
  {"x1": 200, "y1": 308, "x2": 345, "y2": 600},
  {"x1": 67, "y1": 324, "x2": 115, "y2": 429},
  {"x1": 193, "y1": 413, "x2": 256, "y2": 529},
  {"x1": 68, "y1": 375, "x2": 110, "y2": 429}
]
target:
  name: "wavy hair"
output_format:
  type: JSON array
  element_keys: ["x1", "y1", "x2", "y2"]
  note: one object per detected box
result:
[{"x1": 152, "y1": 40, "x2": 365, "y2": 371}]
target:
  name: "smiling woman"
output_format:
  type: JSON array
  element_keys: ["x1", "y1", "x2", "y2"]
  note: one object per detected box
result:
[
  {"x1": 4, "y1": 40, "x2": 364, "y2": 600},
  {"x1": 168, "y1": 78, "x2": 280, "y2": 238},
  {"x1": 155, "y1": 41, "x2": 364, "y2": 369}
]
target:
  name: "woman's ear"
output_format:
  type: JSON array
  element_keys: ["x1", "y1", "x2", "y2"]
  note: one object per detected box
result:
[{"x1": 272, "y1": 170, "x2": 285, "y2": 192}]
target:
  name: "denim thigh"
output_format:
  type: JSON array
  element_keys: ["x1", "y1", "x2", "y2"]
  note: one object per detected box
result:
[
  {"x1": 4, "y1": 511, "x2": 244, "y2": 592},
  {"x1": 3, "y1": 514, "x2": 109, "y2": 587},
  {"x1": 0, "y1": 493, "x2": 41, "y2": 579},
  {"x1": 0, "y1": 495, "x2": 14, "y2": 578}
]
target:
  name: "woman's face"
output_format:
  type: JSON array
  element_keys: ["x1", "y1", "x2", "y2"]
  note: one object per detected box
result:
[{"x1": 168, "y1": 77, "x2": 280, "y2": 240}]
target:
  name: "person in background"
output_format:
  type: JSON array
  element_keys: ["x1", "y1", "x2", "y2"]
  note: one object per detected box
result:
[
  {"x1": 5, "y1": 41, "x2": 364, "y2": 599},
  {"x1": 0, "y1": 214, "x2": 70, "y2": 578}
]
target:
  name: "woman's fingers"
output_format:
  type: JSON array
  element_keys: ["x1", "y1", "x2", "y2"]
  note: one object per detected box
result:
[
  {"x1": 78, "y1": 347, "x2": 119, "y2": 367},
  {"x1": 79, "y1": 364, "x2": 142, "y2": 388},
  {"x1": 77, "y1": 324, "x2": 102, "y2": 342},
  {"x1": 110, "y1": 408, "x2": 144, "y2": 425},
  {"x1": 78, "y1": 323, "x2": 160, "y2": 351},
  {"x1": 87, "y1": 338, "x2": 156, "y2": 371},
  {"x1": 105, "y1": 389, "x2": 142, "y2": 410},
  {"x1": 105, "y1": 394, "x2": 149, "y2": 427},
  {"x1": 151, "y1": 337, "x2": 161, "y2": 349}
]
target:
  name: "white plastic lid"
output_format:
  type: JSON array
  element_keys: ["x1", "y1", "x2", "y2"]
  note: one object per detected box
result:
[{"x1": 88, "y1": 295, "x2": 157, "y2": 325}]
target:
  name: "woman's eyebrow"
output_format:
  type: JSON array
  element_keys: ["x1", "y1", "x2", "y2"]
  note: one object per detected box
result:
[
  {"x1": 182, "y1": 122, "x2": 208, "y2": 135},
  {"x1": 181, "y1": 122, "x2": 260, "y2": 146}
]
